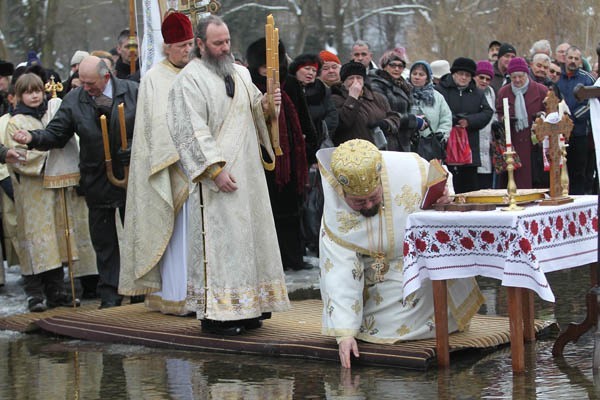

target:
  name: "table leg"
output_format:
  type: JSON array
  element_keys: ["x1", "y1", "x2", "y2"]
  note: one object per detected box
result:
[
  {"x1": 552, "y1": 263, "x2": 599, "y2": 357},
  {"x1": 522, "y1": 289, "x2": 535, "y2": 342},
  {"x1": 432, "y1": 280, "x2": 449, "y2": 368},
  {"x1": 506, "y1": 286, "x2": 525, "y2": 373}
]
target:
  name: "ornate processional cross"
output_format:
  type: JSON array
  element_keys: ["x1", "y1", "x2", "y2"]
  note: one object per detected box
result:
[
  {"x1": 167, "y1": 0, "x2": 221, "y2": 26},
  {"x1": 533, "y1": 91, "x2": 574, "y2": 204}
]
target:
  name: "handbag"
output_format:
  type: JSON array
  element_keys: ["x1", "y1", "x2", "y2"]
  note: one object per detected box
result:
[
  {"x1": 445, "y1": 126, "x2": 472, "y2": 165},
  {"x1": 491, "y1": 121, "x2": 522, "y2": 174},
  {"x1": 319, "y1": 120, "x2": 335, "y2": 149},
  {"x1": 411, "y1": 116, "x2": 446, "y2": 161}
]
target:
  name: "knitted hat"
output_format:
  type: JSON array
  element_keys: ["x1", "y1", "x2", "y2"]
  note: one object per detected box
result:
[
  {"x1": 498, "y1": 43, "x2": 517, "y2": 59},
  {"x1": 410, "y1": 60, "x2": 432, "y2": 82},
  {"x1": 0, "y1": 60, "x2": 14, "y2": 77},
  {"x1": 319, "y1": 50, "x2": 341, "y2": 64},
  {"x1": 161, "y1": 12, "x2": 194, "y2": 44},
  {"x1": 289, "y1": 53, "x2": 321, "y2": 74},
  {"x1": 26, "y1": 50, "x2": 41, "y2": 66},
  {"x1": 70, "y1": 50, "x2": 89, "y2": 66},
  {"x1": 488, "y1": 40, "x2": 501, "y2": 50},
  {"x1": 340, "y1": 61, "x2": 366, "y2": 82},
  {"x1": 475, "y1": 60, "x2": 494, "y2": 78},
  {"x1": 450, "y1": 57, "x2": 476, "y2": 76},
  {"x1": 507, "y1": 57, "x2": 529, "y2": 75},
  {"x1": 430, "y1": 59, "x2": 450, "y2": 79}
]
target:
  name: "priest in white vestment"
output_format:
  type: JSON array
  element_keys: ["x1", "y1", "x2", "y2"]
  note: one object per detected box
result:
[
  {"x1": 317, "y1": 139, "x2": 484, "y2": 368},
  {"x1": 165, "y1": 15, "x2": 290, "y2": 335},
  {"x1": 119, "y1": 12, "x2": 196, "y2": 315}
]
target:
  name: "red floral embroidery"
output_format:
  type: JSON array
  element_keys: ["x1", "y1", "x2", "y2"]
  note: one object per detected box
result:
[
  {"x1": 431, "y1": 244, "x2": 440, "y2": 252},
  {"x1": 519, "y1": 237, "x2": 532, "y2": 253},
  {"x1": 460, "y1": 237, "x2": 474, "y2": 250},
  {"x1": 568, "y1": 221, "x2": 577, "y2": 236},
  {"x1": 481, "y1": 231, "x2": 495, "y2": 244},
  {"x1": 543, "y1": 226, "x2": 552, "y2": 242},
  {"x1": 530, "y1": 220, "x2": 539, "y2": 235},
  {"x1": 435, "y1": 230, "x2": 450, "y2": 243},
  {"x1": 593, "y1": 217, "x2": 598, "y2": 232},
  {"x1": 556, "y1": 215, "x2": 563, "y2": 231},
  {"x1": 403, "y1": 242, "x2": 409, "y2": 257},
  {"x1": 416, "y1": 238, "x2": 427, "y2": 252},
  {"x1": 579, "y1": 212, "x2": 587, "y2": 226}
]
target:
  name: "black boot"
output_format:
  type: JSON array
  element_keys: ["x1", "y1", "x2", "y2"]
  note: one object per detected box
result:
[{"x1": 201, "y1": 319, "x2": 246, "y2": 336}]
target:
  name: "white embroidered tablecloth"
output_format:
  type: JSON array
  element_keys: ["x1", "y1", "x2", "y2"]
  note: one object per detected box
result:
[{"x1": 403, "y1": 196, "x2": 598, "y2": 302}]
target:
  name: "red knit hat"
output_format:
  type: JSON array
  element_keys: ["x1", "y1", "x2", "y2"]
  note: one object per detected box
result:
[
  {"x1": 161, "y1": 12, "x2": 194, "y2": 44},
  {"x1": 319, "y1": 50, "x2": 341, "y2": 64}
]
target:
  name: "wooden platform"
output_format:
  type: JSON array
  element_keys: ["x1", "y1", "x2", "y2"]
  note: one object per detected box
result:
[{"x1": 0, "y1": 300, "x2": 555, "y2": 370}]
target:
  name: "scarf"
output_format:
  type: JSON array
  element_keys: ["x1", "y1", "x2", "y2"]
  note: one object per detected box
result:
[
  {"x1": 511, "y1": 78, "x2": 530, "y2": 132},
  {"x1": 411, "y1": 83, "x2": 435, "y2": 107},
  {"x1": 12, "y1": 99, "x2": 47, "y2": 120},
  {"x1": 251, "y1": 71, "x2": 308, "y2": 194}
]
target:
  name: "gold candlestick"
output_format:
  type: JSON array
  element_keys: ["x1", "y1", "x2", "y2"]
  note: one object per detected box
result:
[{"x1": 502, "y1": 150, "x2": 524, "y2": 211}]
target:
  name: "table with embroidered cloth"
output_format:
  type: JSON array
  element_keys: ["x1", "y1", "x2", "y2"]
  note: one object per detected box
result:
[{"x1": 402, "y1": 195, "x2": 598, "y2": 372}]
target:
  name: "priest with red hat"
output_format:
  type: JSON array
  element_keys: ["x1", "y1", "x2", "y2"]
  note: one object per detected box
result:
[{"x1": 119, "y1": 11, "x2": 196, "y2": 315}]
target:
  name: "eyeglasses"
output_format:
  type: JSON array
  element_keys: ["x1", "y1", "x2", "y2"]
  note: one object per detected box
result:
[
  {"x1": 387, "y1": 62, "x2": 405, "y2": 69},
  {"x1": 476, "y1": 75, "x2": 491, "y2": 82}
]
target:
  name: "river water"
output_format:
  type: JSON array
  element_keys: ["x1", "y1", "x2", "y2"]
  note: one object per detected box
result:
[{"x1": 1, "y1": 264, "x2": 599, "y2": 399}]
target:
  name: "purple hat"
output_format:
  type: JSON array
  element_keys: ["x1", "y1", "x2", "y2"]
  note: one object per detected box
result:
[
  {"x1": 507, "y1": 57, "x2": 529, "y2": 75},
  {"x1": 475, "y1": 60, "x2": 494, "y2": 79}
]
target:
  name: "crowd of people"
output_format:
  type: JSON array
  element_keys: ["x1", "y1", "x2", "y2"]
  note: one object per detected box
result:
[{"x1": 0, "y1": 12, "x2": 598, "y2": 368}]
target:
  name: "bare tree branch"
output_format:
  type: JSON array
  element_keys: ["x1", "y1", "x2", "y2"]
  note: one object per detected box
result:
[{"x1": 344, "y1": 4, "x2": 430, "y2": 29}]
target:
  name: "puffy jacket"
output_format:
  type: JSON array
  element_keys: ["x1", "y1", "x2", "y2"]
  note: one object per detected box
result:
[
  {"x1": 29, "y1": 76, "x2": 139, "y2": 207},
  {"x1": 435, "y1": 74, "x2": 494, "y2": 166}
]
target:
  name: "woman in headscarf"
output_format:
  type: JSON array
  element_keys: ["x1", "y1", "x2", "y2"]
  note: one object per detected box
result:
[
  {"x1": 409, "y1": 60, "x2": 452, "y2": 144},
  {"x1": 496, "y1": 57, "x2": 548, "y2": 188}
]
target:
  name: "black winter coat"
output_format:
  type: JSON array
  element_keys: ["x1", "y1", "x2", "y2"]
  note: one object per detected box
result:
[
  {"x1": 435, "y1": 74, "x2": 493, "y2": 166},
  {"x1": 29, "y1": 76, "x2": 139, "y2": 208},
  {"x1": 301, "y1": 79, "x2": 338, "y2": 150}
]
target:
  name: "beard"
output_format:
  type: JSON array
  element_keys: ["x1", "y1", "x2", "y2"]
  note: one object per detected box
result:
[
  {"x1": 201, "y1": 47, "x2": 235, "y2": 78},
  {"x1": 359, "y1": 203, "x2": 381, "y2": 218}
]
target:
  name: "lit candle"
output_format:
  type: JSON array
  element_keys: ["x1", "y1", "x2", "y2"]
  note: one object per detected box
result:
[
  {"x1": 503, "y1": 97, "x2": 512, "y2": 148},
  {"x1": 100, "y1": 115, "x2": 111, "y2": 160},
  {"x1": 118, "y1": 103, "x2": 128, "y2": 150}
]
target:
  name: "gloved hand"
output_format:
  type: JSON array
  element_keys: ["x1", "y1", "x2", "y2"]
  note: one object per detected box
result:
[
  {"x1": 116, "y1": 147, "x2": 131, "y2": 167},
  {"x1": 368, "y1": 119, "x2": 390, "y2": 133},
  {"x1": 416, "y1": 116, "x2": 425, "y2": 131}
]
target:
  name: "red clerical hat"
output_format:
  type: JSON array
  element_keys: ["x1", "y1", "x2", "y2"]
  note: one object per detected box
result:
[{"x1": 161, "y1": 12, "x2": 194, "y2": 44}]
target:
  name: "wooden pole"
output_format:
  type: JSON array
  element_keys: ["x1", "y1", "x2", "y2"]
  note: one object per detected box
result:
[{"x1": 128, "y1": 0, "x2": 137, "y2": 75}]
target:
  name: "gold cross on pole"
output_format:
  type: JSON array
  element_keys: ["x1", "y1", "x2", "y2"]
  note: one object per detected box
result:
[
  {"x1": 177, "y1": 0, "x2": 221, "y2": 26},
  {"x1": 533, "y1": 91, "x2": 574, "y2": 204},
  {"x1": 44, "y1": 75, "x2": 63, "y2": 99}
]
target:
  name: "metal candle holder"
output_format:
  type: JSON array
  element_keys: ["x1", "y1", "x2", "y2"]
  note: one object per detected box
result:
[{"x1": 502, "y1": 150, "x2": 524, "y2": 211}]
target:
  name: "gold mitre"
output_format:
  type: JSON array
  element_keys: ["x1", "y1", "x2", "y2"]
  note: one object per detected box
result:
[{"x1": 331, "y1": 139, "x2": 382, "y2": 196}]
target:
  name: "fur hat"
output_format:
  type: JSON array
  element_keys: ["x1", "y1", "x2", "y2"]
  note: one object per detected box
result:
[
  {"x1": 245, "y1": 38, "x2": 288, "y2": 77},
  {"x1": 0, "y1": 60, "x2": 14, "y2": 77},
  {"x1": 379, "y1": 47, "x2": 407, "y2": 69},
  {"x1": 70, "y1": 50, "x2": 89, "y2": 66},
  {"x1": 289, "y1": 53, "x2": 321, "y2": 75},
  {"x1": 498, "y1": 43, "x2": 517, "y2": 59},
  {"x1": 475, "y1": 60, "x2": 494, "y2": 78},
  {"x1": 161, "y1": 12, "x2": 194, "y2": 44},
  {"x1": 340, "y1": 61, "x2": 366, "y2": 82},
  {"x1": 319, "y1": 50, "x2": 340, "y2": 64},
  {"x1": 430, "y1": 59, "x2": 450, "y2": 79},
  {"x1": 450, "y1": 57, "x2": 476, "y2": 76},
  {"x1": 507, "y1": 57, "x2": 529, "y2": 75},
  {"x1": 488, "y1": 40, "x2": 501, "y2": 50}
]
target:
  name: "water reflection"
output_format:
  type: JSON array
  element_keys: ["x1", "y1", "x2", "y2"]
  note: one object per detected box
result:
[{"x1": 0, "y1": 267, "x2": 599, "y2": 399}]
